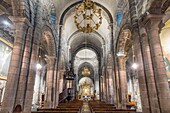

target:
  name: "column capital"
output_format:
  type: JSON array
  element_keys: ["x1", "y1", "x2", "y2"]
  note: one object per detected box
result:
[
  {"x1": 46, "y1": 56, "x2": 57, "y2": 63},
  {"x1": 46, "y1": 56, "x2": 57, "y2": 70},
  {"x1": 140, "y1": 13, "x2": 164, "y2": 26},
  {"x1": 117, "y1": 55, "x2": 127, "y2": 71},
  {"x1": 117, "y1": 55, "x2": 127, "y2": 62},
  {"x1": 9, "y1": 16, "x2": 32, "y2": 27},
  {"x1": 139, "y1": 13, "x2": 165, "y2": 34}
]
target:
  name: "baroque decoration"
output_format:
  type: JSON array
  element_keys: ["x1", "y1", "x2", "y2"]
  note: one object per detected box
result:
[
  {"x1": 74, "y1": 0, "x2": 102, "y2": 33},
  {"x1": 82, "y1": 66, "x2": 91, "y2": 76}
]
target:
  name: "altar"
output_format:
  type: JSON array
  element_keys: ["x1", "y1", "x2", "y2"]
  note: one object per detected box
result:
[{"x1": 81, "y1": 84, "x2": 91, "y2": 100}]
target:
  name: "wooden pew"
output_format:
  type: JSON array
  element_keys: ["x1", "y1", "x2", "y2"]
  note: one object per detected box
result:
[
  {"x1": 32, "y1": 111, "x2": 78, "y2": 113},
  {"x1": 91, "y1": 109, "x2": 136, "y2": 113},
  {"x1": 37, "y1": 108, "x2": 80, "y2": 111},
  {"x1": 89, "y1": 101, "x2": 136, "y2": 113},
  {"x1": 31, "y1": 100, "x2": 83, "y2": 113}
]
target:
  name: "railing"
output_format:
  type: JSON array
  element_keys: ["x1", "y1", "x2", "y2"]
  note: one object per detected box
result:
[
  {"x1": 59, "y1": 88, "x2": 74, "y2": 103},
  {"x1": 59, "y1": 88, "x2": 68, "y2": 103}
]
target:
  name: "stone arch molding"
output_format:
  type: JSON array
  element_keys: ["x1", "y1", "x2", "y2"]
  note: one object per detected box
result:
[
  {"x1": 40, "y1": 25, "x2": 57, "y2": 57},
  {"x1": 117, "y1": 24, "x2": 132, "y2": 55},
  {"x1": 72, "y1": 43, "x2": 101, "y2": 62},
  {"x1": 59, "y1": 1, "x2": 113, "y2": 26},
  {"x1": 149, "y1": 0, "x2": 169, "y2": 14},
  {"x1": 78, "y1": 62, "x2": 94, "y2": 73},
  {"x1": 0, "y1": 1, "x2": 12, "y2": 15},
  {"x1": 68, "y1": 30, "x2": 105, "y2": 46},
  {"x1": 161, "y1": 0, "x2": 170, "y2": 14},
  {"x1": 77, "y1": 61, "x2": 96, "y2": 71}
]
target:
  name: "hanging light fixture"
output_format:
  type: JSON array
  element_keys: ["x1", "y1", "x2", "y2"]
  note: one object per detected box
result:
[
  {"x1": 74, "y1": 0, "x2": 102, "y2": 33},
  {"x1": 132, "y1": 63, "x2": 138, "y2": 69}
]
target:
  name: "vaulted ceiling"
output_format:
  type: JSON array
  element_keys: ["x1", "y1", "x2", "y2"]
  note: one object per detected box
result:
[{"x1": 56, "y1": 0, "x2": 117, "y2": 59}]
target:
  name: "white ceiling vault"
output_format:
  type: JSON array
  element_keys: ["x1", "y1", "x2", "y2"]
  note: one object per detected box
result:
[
  {"x1": 56, "y1": 0, "x2": 117, "y2": 51},
  {"x1": 53, "y1": 0, "x2": 118, "y2": 22},
  {"x1": 52, "y1": 0, "x2": 118, "y2": 77}
]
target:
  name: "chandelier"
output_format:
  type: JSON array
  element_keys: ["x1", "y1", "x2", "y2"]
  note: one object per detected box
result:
[
  {"x1": 82, "y1": 66, "x2": 91, "y2": 76},
  {"x1": 74, "y1": 0, "x2": 102, "y2": 33}
]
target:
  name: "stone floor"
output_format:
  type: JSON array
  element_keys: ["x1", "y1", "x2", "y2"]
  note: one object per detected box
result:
[{"x1": 82, "y1": 101, "x2": 91, "y2": 113}]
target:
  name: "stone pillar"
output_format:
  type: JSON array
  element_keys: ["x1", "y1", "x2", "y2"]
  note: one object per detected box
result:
[
  {"x1": 53, "y1": 62, "x2": 58, "y2": 107},
  {"x1": 1, "y1": 17, "x2": 30, "y2": 113},
  {"x1": 118, "y1": 56, "x2": 127, "y2": 109},
  {"x1": 106, "y1": 53, "x2": 114, "y2": 104},
  {"x1": 107, "y1": 68, "x2": 114, "y2": 104},
  {"x1": 59, "y1": 70, "x2": 64, "y2": 93},
  {"x1": 139, "y1": 26, "x2": 160, "y2": 113},
  {"x1": 144, "y1": 14, "x2": 170, "y2": 113},
  {"x1": 23, "y1": 27, "x2": 40, "y2": 113},
  {"x1": 133, "y1": 27, "x2": 150, "y2": 113},
  {"x1": 105, "y1": 69, "x2": 109, "y2": 103},
  {"x1": 15, "y1": 26, "x2": 33, "y2": 108},
  {"x1": 101, "y1": 68, "x2": 107, "y2": 102},
  {"x1": 112, "y1": 67, "x2": 117, "y2": 105},
  {"x1": 45, "y1": 57, "x2": 56, "y2": 108},
  {"x1": 56, "y1": 70, "x2": 64, "y2": 106},
  {"x1": 115, "y1": 58, "x2": 120, "y2": 108},
  {"x1": 105, "y1": 73, "x2": 109, "y2": 103},
  {"x1": 100, "y1": 76, "x2": 104, "y2": 101},
  {"x1": 100, "y1": 76, "x2": 103, "y2": 101}
]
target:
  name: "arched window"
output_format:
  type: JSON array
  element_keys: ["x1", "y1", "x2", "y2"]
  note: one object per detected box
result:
[
  {"x1": 117, "y1": 10, "x2": 123, "y2": 26},
  {"x1": 50, "y1": 3, "x2": 56, "y2": 27},
  {"x1": 117, "y1": 1, "x2": 123, "y2": 26}
]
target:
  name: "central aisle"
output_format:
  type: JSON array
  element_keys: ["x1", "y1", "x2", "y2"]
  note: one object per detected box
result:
[{"x1": 82, "y1": 101, "x2": 91, "y2": 113}]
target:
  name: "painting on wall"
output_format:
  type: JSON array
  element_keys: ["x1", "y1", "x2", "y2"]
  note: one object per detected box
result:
[
  {"x1": 0, "y1": 39, "x2": 12, "y2": 77},
  {"x1": 160, "y1": 19, "x2": 170, "y2": 85}
]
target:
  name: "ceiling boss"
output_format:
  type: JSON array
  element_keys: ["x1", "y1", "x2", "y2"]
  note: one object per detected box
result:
[{"x1": 74, "y1": 0, "x2": 102, "y2": 33}]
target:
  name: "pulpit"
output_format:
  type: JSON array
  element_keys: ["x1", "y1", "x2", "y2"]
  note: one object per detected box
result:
[{"x1": 64, "y1": 67, "x2": 76, "y2": 102}]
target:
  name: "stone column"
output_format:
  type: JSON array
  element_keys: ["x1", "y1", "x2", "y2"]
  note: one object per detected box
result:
[
  {"x1": 23, "y1": 27, "x2": 40, "y2": 113},
  {"x1": 15, "y1": 26, "x2": 33, "y2": 108},
  {"x1": 118, "y1": 56, "x2": 127, "y2": 109},
  {"x1": 53, "y1": 62, "x2": 58, "y2": 107},
  {"x1": 106, "y1": 53, "x2": 114, "y2": 104},
  {"x1": 104, "y1": 70, "x2": 109, "y2": 102},
  {"x1": 139, "y1": 26, "x2": 160, "y2": 113},
  {"x1": 45, "y1": 57, "x2": 56, "y2": 108},
  {"x1": 144, "y1": 14, "x2": 170, "y2": 113},
  {"x1": 100, "y1": 76, "x2": 104, "y2": 101},
  {"x1": 112, "y1": 67, "x2": 117, "y2": 105},
  {"x1": 1, "y1": 17, "x2": 30, "y2": 113},
  {"x1": 115, "y1": 58, "x2": 120, "y2": 108},
  {"x1": 133, "y1": 27, "x2": 150, "y2": 113},
  {"x1": 56, "y1": 70, "x2": 64, "y2": 106},
  {"x1": 59, "y1": 70, "x2": 64, "y2": 93},
  {"x1": 107, "y1": 68, "x2": 114, "y2": 104},
  {"x1": 101, "y1": 68, "x2": 107, "y2": 102}
]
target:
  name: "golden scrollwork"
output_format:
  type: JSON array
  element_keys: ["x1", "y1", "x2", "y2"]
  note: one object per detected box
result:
[
  {"x1": 82, "y1": 66, "x2": 90, "y2": 76},
  {"x1": 74, "y1": 0, "x2": 102, "y2": 33}
]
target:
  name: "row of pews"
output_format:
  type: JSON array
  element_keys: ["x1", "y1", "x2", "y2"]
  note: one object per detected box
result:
[
  {"x1": 31, "y1": 100, "x2": 137, "y2": 113},
  {"x1": 89, "y1": 101, "x2": 136, "y2": 113},
  {"x1": 31, "y1": 100, "x2": 83, "y2": 113}
]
